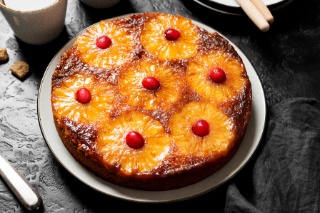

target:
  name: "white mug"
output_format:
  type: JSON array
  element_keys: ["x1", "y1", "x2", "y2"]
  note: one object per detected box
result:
[{"x1": 0, "y1": 0, "x2": 68, "y2": 45}]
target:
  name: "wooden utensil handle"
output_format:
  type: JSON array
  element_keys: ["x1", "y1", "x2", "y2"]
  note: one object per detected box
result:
[
  {"x1": 250, "y1": 0, "x2": 274, "y2": 23},
  {"x1": 236, "y1": 0, "x2": 270, "y2": 32}
]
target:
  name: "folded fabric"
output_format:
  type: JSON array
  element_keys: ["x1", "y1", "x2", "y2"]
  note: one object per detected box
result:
[{"x1": 225, "y1": 98, "x2": 320, "y2": 213}]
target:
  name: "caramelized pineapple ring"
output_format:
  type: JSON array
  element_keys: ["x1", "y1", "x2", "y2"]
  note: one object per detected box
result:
[
  {"x1": 118, "y1": 58, "x2": 185, "y2": 110},
  {"x1": 141, "y1": 13, "x2": 199, "y2": 60},
  {"x1": 76, "y1": 20, "x2": 135, "y2": 68},
  {"x1": 97, "y1": 111, "x2": 170, "y2": 175},
  {"x1": 51, "y1": 72, "x2": 115, "y2": 124},
  {"x1": 187, "y1": 51, "x2": 247, "y2": 103},
  {"x1": 169, "y1": 102, "x2": 235, "y2": 157}
]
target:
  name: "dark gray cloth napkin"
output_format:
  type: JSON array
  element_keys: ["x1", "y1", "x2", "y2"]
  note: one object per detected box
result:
[{"x1": 224, "y1": 98, "x2": 320, "y2": 213}]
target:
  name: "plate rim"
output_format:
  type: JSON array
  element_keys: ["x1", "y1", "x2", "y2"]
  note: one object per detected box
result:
[
  {"x1": 209, "y1": 0, "x2": 285, "y2": 8},
  {"x1": 194, "y1": 0, "x2": 294, "y2": 16},
  {"x1": 37, "y1": 14, "x2": 267, "y2": 203}
]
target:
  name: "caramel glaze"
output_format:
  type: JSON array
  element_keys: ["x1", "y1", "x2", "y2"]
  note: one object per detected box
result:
[{"x1": 52, "y1": 12, "x2": 252, "y2": 191}]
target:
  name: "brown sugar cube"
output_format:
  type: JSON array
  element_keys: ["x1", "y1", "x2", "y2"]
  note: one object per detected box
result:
[
  {"x1": 10, "y1": 61, "x2": 29, "y2": 79},
  {"x1": 0, "y1": 48, "x2": 9, "y2": 61}
]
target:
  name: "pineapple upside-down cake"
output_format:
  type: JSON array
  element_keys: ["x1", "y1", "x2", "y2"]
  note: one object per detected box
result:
[{"x1": 51, "y1": 12, "x2": 252, "y2": 191}]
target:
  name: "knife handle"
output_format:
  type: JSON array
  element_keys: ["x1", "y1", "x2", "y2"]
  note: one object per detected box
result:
[{"x1": 0, "y1": 155, "x2": 43, "y2": 211}]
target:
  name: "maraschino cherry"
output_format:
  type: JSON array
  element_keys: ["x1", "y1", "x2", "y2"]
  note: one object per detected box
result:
[
  {"x1": 209, "y1": 68, "x2": 226, "y2": 83},
  {"x1": 192, "y1": 119, "x2": 210, "y2": 137},
  {"x1": 142, "y1": 76, "x2": 160, "y2": 91},
  {"x1": 164, "y1": 28, "x2": 180, "y2": 41},
  {"x1": 96, "y1": 35, "x2": 112, "y2": 49},
  {"x1": 76, "y1": 88, "x2": 91, "y2": 104},
  {"x1": 126, "y1": 131, "x2": 145, "y2": 149}
]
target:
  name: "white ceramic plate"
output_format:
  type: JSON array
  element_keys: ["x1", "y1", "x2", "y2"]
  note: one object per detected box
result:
[
  {"x1": 38, "y1": 17, "x2": 266, "y2": 203},
  {"x1": 210, "y1": 0, "x2": 284, "y2": 8}
]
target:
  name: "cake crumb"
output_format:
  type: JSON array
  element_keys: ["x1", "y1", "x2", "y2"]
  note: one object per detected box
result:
[
  {"x1": 0, "y1": 48, "x2": 9, "y2": 62},
  {"x1": 10, "y1": 61, "x2": 29, "y2": 79}
]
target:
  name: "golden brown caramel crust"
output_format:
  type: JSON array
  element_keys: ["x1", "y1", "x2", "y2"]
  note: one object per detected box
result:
[{"x1": 51, "y1": 12, "x2": 252, "y2": 191}]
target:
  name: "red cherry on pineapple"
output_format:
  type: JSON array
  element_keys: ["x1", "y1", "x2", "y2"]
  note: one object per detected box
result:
[
  {"x1": 164, "y1": 28, "x2": 180, "y2": 41},
  {"x1": 96, "y1": 35, "x2": 112, "y2": 49},
  {"x1": 209, "y1": 68, "x2": 226, "y2": 83},
  {"x1": 76, "y1": 88, "x2": 91, "y2": 104},
  {"x1": 142, "y1": 76, "x2": 160, "y2": 90},
  {"x1": 126, "y1": 131, "x2": 145, "y2": 149},
  {"x1": 192, "y1": 120, "x2": 210, "y2": 137}
]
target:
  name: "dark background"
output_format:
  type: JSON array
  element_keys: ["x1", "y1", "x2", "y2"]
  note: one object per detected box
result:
[{"x1": 0, "y1": 0, "x2": 319, "y2": 212}]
